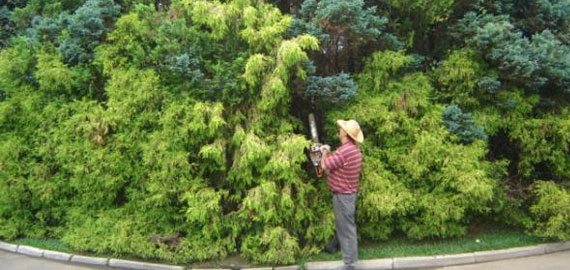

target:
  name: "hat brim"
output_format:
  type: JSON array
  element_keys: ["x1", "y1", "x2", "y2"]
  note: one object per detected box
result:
[{"x1": 337, "y1": 120, "x2": 364, "y2": 143}]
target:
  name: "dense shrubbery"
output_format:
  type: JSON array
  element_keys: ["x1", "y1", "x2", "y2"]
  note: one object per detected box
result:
[
  {"x1": 326, "y1": 51, "x2": 502, "y2": 240},
  {"x1": 0, "y1": 0, "x2": 569, "y2": 265},
  {"x1": 530, "y1": 181, "x2": 570, "y2": 240}
]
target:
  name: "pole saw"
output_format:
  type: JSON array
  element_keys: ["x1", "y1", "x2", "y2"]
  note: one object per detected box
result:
[{"x1": 308, "y1": 113, "x2": 324, "y2": 178}]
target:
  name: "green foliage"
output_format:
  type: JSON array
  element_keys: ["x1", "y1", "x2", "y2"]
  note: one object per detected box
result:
[
  {"x1": 58, "y1": 0, "x2": 120, "y2": 64},
  {"x1": 529, "y1": 181, "x2": 570, "y2": 240},
  {"x1": 240, "y1": 4, "x2": 293, "y2": 52},
  {"x1": 0, "y1": 37, "x2": 36, "y2": 93},
  {"x1": 241, "y1": 226, "x2": 299, "y2": 264},
  {"x1": 305, "y1": 73, "x2": 357, "y2": 103},
  {"x1": 94, "y1": 8, "x2": 157, "y2": 74},
  {"x1": 290, "y1": 0, "x2": 400, "y2": 73},
  {"x1": 34, "y1": 50, "x2": 91, "y2": 95},
  {"x1": 476, "y1": 0, "x2": 570, "y2": 35},
  {"x1": 369, "y1": 0, "x2": 454, "y2": 54},
  {"x1": 291, "y1": 0, "x2": 393, "y2": 43},
  {"x1": 455, "y1": 12, "x2": 570, "y2": 98},
  {"x1": 433, "y1": 49, "x2": 492, "y2": 108},
  {"x1": 0, "y1": 6, "x2": 16, "y2": 47},
  {"x1": 508, "y1": 111, "x2": 570, "y2": 179},
  {"x1": 26, "y1": 15, "x2": 63, "y2": 43},
  {"x1": 0, "y1": 90, "x2": 69, "y2": 240},
  {"x1": 1, "y1": 0, "x2": 570, "y2": 265},
  {"x1": 184, "y1": 0, "x2": 232, "y2": 40},
  {"x1": 327, "y1": 50, "x2": 501, "y2": 240},
  {"x1": 244, "y1": 54, "x2": 268, "y2": 86},
  {"x1": 12, "y1": 0, "x2": 119, "y2": 64},
  {"x1": 442, "y1": 105, "x2": 487, "y2": 144},
  {"x1": 253, "y1": 34, "x2": 318, "y2": 115},
  {"x1": 379, "y1": 0, "x2": 454, "y2": 25},
  {"x1": 0, "y1": 0, "x2": 333, "y2": 264},
  {"x1": 357, "y1": 50, "x2": 413, "y2": 93}
]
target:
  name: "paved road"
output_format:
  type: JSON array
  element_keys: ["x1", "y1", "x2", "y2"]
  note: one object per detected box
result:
[
  {"x1": 0, "y1": 250, "x2": 113, "y2": 270},
  {"x1": 1, "y1": 250, "x2": 570, "y2": 270},
  {"x1": 435, "y1": 250, "x2": 570, "y2": 270}
]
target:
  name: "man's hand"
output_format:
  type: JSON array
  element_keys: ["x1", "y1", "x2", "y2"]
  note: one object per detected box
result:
[
  {"x1": 320, "y1": 144, "x2": 331, "y2": 154},
  {"x1": 320, "y1": 144, "x2": 331, "y2": 171}
]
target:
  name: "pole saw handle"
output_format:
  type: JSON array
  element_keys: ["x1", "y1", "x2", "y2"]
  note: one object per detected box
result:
[
  {"x1": 308, "y1": 113, "x2": 325, "y2": 178},
  {"x1": 309, "y1": 144, "x2": 324, "y2": 178},
  {"x1": 314, "y1": 165, "x2": 323, "y2": 178}
]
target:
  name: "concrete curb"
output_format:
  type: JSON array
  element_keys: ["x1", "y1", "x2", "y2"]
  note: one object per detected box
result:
[
  {"x1": 43, "y1": 250, "x2": 72, "y2": 261},
  {"x1": 473, "y1": 245, "x2": 546, "y2": 263},
  {"x1": 70, "y1": 254, "x2": 109, "y2": 266},
  {"x1": 109, "y1": 258, "x2": 185, "y2": 270},
  {"x1": 433, "y1": 253, "x2": 476, "y2": 267},
  {"x1": 393, "y1": 253, "x2": 476, "y2": 269},
  {"x1": 545, "y1": 241, "x2": 570, "y2": 253},
  {"x1": 0, "y1": 240, "x2": 569, "y2": 270},
  {"x1": 16, "y1": 245, "x2": 44, "y2": 257},
  {"x1": 306, "y1": 260, "x2": 344, "y2": 270},
  {"x1": 356, "y1": 258, "x2": 393, "y2": 270},
  {"x1": 0, "y1": 242, "x2": 18, "y2": 252},
  {"x1": 393, "y1": 255, "x2": 439, "y2": 269},
  {"x1": 274, "y1": 266, "x2": 300, "y2": 270}
]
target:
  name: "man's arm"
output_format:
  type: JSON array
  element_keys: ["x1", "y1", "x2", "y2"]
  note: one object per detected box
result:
[
  {"x1": 320, "y1": 148, "x2": 329, "y2": 170},
  {"x1": 320, "y1": 145, "x2": 343, "y2": 171}
]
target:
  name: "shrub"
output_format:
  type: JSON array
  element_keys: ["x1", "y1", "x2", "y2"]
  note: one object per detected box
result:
[
  {"x1": 327, "y1": 51, "x2": 501, "y2": 240},
  {"x1": 529, "y1": 181, "x2": 570, "y2": 240}
]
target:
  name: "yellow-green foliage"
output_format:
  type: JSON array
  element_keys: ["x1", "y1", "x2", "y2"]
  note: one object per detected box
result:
[
  {"x1": 433, "y1": 49, "x2": 486, "y2": 108},
  {"x1": 34, "y1": 52, "x2": 79, "y2": 93},
  {"x1": 230, "y1": 26, "x2": 325, "y2": 263},
  {"x1": 382, "y1": 0, "x2": 454, "y2": 24},
  {"x1": 249, "y1": 34, "x2": 318, "y2": 114},
  {"x1": 435, "y1": 50, "x2": 570, "y2": 181},
  {"x1": 275, "y1": 35, "x2": 319, "y2": 80},
  {"x1": 241, "y1": 226, "x2": 300, "y2": 264},
  {"x1": 509, "y1": 112, "x2": 570, "y2": 178},
  {"x1": 244, "y1": 54, "x2": 269, "y2": 86},
  {"x1": 433, "y1": 46, "x2": 570, "y2": 229},
  {"x1": 530, "y1": 181, "x2": 570, "y2": 240},
  {"x1": 1, "y1": 0, "x2": 330, "y2": 265},
  {"x1": 2, "y1": 0, "x2": 569, "y2": 265},
  {"x1": 184, "y1": 0, "x2": 231, "y2": 40},
  {"x1": 358, "y1": 50, "x2": 413, "y2": 94},
  {"x1": 328, "y1": 51, "x2": 501, "y2": 240},
  {"x1": 472, "y1": 89, "x2": 540, "y2": 135},
  {"x1": 240, "y1": 5, "x2": 293, "y2": 51},
  {"x1": 0, "y1": 38, "x2": 36, "y2": 93},
  {"x1": 95, "y1": 10, "x2": 156, "y2": 74}
]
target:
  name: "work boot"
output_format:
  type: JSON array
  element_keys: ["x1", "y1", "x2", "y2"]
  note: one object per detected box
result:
[{"x1": 323, "y1": 236, "x2": 340, "y2": 253}]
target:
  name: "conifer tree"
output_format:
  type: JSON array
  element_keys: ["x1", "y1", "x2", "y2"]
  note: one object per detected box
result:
[{"x1": 1, "y1": 0, "x2": 570, "y2": 264}]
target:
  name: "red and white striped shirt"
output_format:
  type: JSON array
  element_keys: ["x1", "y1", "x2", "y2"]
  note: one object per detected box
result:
[{"x1": 323, "y1": 140, "x2": 362, "y2": 194}]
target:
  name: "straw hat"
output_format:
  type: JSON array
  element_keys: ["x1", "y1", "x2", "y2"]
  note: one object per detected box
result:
[{"x1": 337, "y1": 119, "x2": 364, "y2": 143}]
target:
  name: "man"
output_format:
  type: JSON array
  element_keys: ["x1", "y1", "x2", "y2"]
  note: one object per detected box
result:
[{"x1": 320, "y1": 119, "x2": 363, "y2": 270}]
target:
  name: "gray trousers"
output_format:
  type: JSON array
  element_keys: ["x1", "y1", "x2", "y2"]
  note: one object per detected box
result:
[{"x1": 333, "y1": 193, "x2": 358, "y2": 268}]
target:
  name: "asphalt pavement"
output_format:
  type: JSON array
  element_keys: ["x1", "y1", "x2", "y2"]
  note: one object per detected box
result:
[
  {"x1": 0, "y1": 250, "x2": 113, "y2": 270},
  {"x1": 434, "y1": 250, "x2": 570, "y2": 270},
  {"x1": 1, "y1": 249, "x2": 569, "y2": 270}
]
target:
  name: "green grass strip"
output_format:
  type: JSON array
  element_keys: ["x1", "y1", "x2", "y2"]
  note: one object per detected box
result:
[
  {"x1": 13, "y1": 238, "x2": 74, "y2": 253},
  {"x1": 6, "y1": 225, "x2": 549, "y2": 266},
  {"x1": 309, "y1": 227, "x2": 547, "y2": 261}
]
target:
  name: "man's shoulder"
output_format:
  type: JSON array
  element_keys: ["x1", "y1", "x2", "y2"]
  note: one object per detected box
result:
[{"x1": 338, "y1": 142, "x2": 361, "y2": 155}]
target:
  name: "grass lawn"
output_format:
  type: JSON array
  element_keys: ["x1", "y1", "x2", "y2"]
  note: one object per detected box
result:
[
  {"x1": 13, "y1": 238, "x2": 74, "y2": 253},
  {"x1": 5, "y1": 223, "x2": 549, "y2": 267},
  {"x1": 307, "y1": 223, "x2": 547, "y2": 262}
]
